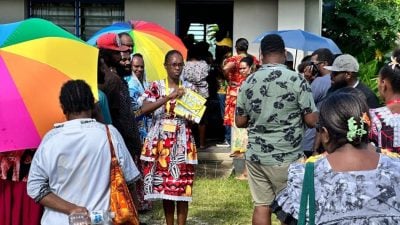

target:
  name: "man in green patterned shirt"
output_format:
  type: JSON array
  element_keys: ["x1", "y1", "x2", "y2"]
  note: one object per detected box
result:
[{"x1": 236, "y1": 34, "x2": 318, "y2": 225}]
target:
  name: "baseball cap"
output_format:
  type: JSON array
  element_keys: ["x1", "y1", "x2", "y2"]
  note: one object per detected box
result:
[
  {"x1": 96, "y1": 33, "x2": 130, "y2": 52},
  {"x1": 324, "y1": 54, "x2": 359, "y2": 72},
  {"x1": 215, "y1": 38, "x2": 233, "y2": 48}
]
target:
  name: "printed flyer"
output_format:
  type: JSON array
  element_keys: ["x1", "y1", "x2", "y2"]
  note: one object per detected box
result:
[{"x1": 175, "y1": 89, "x2": 207, "y2": 123}]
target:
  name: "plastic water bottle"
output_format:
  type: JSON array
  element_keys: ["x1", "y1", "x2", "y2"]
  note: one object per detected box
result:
[
  {"x1": 68, "y1": 212, "x2": 90, "y2": 225},
  {"x1": 89, "y1": 210, "x2": 115, "y2": 224}
]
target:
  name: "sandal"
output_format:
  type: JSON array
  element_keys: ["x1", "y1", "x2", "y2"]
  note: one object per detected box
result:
[
  {"x1": 229, "y1": 151, "x2": 241, "y2": 157},
  {"x1": 235, "y1": 174, "x2": 248, "y2": 181}
]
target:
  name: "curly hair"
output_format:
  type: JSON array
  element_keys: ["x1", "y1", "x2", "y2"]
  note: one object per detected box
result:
[
  {"x1": 59, "y1": 80, "x2": 95, "y2": 115},
  {"x1": 260, "y1": 34, "x2": 285, "y2": 55}
]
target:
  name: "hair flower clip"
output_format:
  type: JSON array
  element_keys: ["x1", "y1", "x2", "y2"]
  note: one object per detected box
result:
[
  {"x1": 347, "y1": 117, "x2": 367, "y2": 142},
  {"x1": 361, "y1": 112, "x2": 371, "y2": 127},
  {"x1": 388, "y1": 56, "x2": 399, "y2": 70}
]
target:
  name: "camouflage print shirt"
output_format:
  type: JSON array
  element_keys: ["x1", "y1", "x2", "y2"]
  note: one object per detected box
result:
[{"x1": 236, "y1": 64, "x2": 317, "y2": 166}]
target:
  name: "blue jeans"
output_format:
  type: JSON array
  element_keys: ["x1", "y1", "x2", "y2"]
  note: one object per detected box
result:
[{"x1": 218, "y1": 93, "x2": 231, "y2": 144}]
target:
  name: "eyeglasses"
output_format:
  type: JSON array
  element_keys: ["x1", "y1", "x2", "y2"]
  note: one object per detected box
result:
[{"x1": 166, "y1": 63, "x2": 185, "y2": 68}]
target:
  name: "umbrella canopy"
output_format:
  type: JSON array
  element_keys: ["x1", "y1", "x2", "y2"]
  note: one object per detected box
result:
[
  {"x1": 0, "y1": 18, "x2": 98, "y2": 152},
  {"x1": 87, "y1": 20, "x2": 187, "y2": 81},
  {"x1": 253, "y1": 29, "x2": 342, "y2": 54}
]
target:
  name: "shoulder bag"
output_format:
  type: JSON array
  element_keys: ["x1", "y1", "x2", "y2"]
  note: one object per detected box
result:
[
  {"x1": 297, "y1": 162, "x2": 315, "y2": 225},
  {"x1": 106, "y1": 125, "x2": 139, "y2": 225}
]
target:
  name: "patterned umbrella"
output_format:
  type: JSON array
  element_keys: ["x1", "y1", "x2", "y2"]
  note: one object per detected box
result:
[
  {"x1": 0, "y1": 18, "x2": 98, "y2": 152},
  {"x1": 87, "y1": 20, "x2": 187, "y2": 81}
]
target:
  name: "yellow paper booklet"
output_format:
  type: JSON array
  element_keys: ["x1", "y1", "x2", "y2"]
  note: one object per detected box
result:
[{"x1": 175, "y1": 89, "x2": 207, "y2": 123}]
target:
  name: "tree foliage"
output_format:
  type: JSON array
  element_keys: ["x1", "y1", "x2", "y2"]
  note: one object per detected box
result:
[{"x1": 323, "y1": 0, "x2": 400, "y2": 63}]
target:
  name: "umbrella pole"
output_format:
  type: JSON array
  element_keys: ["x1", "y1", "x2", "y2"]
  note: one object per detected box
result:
[{"x1": 294, "y1": 49, "x2": 298, "y2": 70}]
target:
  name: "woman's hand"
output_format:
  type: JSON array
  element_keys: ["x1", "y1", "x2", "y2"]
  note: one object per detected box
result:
[
  {"x1": 177, "y1": 87, "x2": 186, "y2": 98},
  {"x1": 168, "y1": 87, "x2": 186, "y2": 100}
]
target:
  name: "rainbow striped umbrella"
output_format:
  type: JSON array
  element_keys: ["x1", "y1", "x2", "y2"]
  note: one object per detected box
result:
[
  {"x1": 0, "y1": 18, "x2": 98, "y2": 152},
  {"x1": 87, "y1": 20, "x2": 187, "y2": 81}
]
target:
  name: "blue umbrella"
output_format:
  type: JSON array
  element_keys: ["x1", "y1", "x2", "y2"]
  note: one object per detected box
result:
[{"x1": 253, "y1": 29, "x2": 342, "y2": 54}]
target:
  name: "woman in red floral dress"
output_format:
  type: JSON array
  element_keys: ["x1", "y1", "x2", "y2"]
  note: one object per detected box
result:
[
  {"x1": 140, "y1": 50, "x2": 197, "y2": 225},
  {"x1": 222, "y1": 38, "x2": 259, "y2": 149}
]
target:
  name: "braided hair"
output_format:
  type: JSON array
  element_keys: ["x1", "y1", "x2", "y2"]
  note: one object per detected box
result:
[
  {"x1": 59, "y1": 80, "x2": 95, "y2": 115},
  {"x1": 319, "y1": 92, "x2": 369, "y2": 152},
  {"x1": 379, "y1": 48, "x2": 400, "y2": 94}
]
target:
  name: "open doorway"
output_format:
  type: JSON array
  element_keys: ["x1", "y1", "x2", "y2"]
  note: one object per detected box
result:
[
  {"x1": 177, "y1": 0, "x2": 233, "y2": 55},
  {"x1": 176, "y1": 0, "x2": 234, "y2": 146}
]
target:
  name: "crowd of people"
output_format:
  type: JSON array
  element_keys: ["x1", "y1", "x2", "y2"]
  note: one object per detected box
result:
[{"x1": 1, "y1": 26, "x2": 400, "y2": 225}]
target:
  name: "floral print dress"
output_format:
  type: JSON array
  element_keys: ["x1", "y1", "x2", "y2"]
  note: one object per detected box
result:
[
  {"x1": 223, "y1": 55, "x2": 247, "y2": 126},
  {"x1": 223, "y1": 55, "x2": 259, "y2": 126},
  {"x1": 370, "y1": 106, "x2": 400, "y2": 153},
  {"x1": 140, "y1": 80, "x2": 197, "y2": 202},
  {"x1": 272, "y1": 155, "x2": 400, "y2": 224}
]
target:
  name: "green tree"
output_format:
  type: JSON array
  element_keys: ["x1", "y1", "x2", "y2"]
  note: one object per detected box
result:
[
  {"x1": 323, "y1": 0, "x2": 400, "y2": 63},
  {"x1": 323, "y1": 0, "x2": 400, "y2": 96}
]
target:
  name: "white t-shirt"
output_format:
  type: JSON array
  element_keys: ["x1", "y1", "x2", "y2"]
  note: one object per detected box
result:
[{"x1": 27, "y1": 119, "x2": 139, "y2": 225}]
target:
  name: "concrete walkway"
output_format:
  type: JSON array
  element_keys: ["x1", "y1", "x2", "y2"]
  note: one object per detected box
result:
[{"x1": 196, "y1": 145, "x2": 234, "y2": 178}]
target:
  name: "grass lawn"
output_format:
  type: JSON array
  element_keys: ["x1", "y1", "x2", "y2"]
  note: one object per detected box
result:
[{"x1": 141, "y1": 176, "x2": 281, "y2": 225}]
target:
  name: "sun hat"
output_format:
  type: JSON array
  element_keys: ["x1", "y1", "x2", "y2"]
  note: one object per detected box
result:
[
  {"x1": 96, "y1": 33, "x2": 130, "y2": 52},
  {"x1": 324, "y1": 54, "x2": 359, "y2": 72}
]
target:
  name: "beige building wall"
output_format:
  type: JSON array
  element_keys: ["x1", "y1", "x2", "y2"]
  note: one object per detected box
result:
[
  {"x1": 0, "y1": 0, "x2": 322, "y2": 66},
  {"x1": 234, "y1": 0, "x2": 278, "y2": 57},
  {"x1": 278, "y1": 0, "x2": 305, "y2": 29},
  {"x1": 277, "y1": 0, "x2": 322, "y2": 67},
  {"x1": 234, "y1": 0, "x2": 320, "y2": 65},
  {"x1": 305, "y1": 0, "x2": 322, "y2": 35},
  {"x1": 0, "y1": 0, "x2": 25, "y2": 23},
  {"x1": 125, "y1": 0, "x2": 176, "y2": 33}
]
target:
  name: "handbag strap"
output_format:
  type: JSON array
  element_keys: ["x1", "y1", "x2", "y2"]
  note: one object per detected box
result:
[
  {"x1": 298, "y1": 162, "x2": 315, "y2": 225},
  {"x1": 105, "y1": 125, "x2": 116, "y2": 159}
]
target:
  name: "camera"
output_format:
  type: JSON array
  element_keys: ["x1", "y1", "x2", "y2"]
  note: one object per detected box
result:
[{"x1": 307, "y1": 61, "x2": 320, "y2": 77}]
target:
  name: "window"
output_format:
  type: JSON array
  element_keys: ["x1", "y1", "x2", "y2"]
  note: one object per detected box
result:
[
  {"x1": 187, "y1": 23, "x2": 219, "y2": 57},
  {"x1": 28, "y1": 0, "x2": 124, "y2": 40}
]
